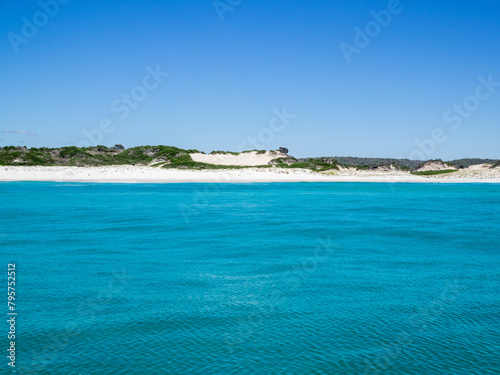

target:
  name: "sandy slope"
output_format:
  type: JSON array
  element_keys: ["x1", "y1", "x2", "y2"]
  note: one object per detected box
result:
[
  {"x1": 415, "y1": 161, "x2": 457, "y2": 172},
  {"x1": 432, "y1": 165, "x2": 500, "y2": 180},
  {"x1": 189, "y1": 151, "x2": 287, "y2": 166},
  {"x1": 1, "y1": 166, "x2": 499, "y2": 183}
]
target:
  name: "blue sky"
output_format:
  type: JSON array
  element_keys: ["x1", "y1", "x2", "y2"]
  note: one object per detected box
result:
[{"x1": 1, "y1": 0, "x2": 499, "y2": 159}]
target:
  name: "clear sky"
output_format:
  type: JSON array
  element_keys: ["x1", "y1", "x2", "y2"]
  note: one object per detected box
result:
[{"x1": 1, "y1": 0, "x2": 499, "y2": 159}]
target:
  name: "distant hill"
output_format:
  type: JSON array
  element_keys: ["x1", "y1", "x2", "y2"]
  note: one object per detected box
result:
[
  {"x1": 298, "y1": 156, "x2": 499, "y2": 171},
  {"x1": 298, "y1": 157, "x2": 420, "y2": 170},
  {"x1": 448, "y1": 158, "x2": 499, "y2": 168}
]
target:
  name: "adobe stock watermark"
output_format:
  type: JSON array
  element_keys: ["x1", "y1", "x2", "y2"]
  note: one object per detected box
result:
[
  {"x1": 15, "y1": 269, "x2": 134, "y2": 375},
  {"x1": 78, "y1": 65, "x2": 169, "y2": 147},
  {"x1": 406, "y1": 74, "x2": 499, "y2": 160},
  {"x1": 213, "y1": 0, "x2": 244, "y2": 21},
  {"x1": 224, "y1": 236, "x2": 338, "y2": 354},
  {"x1": 7, "y1": 0, "x2": 71, "y2": 54},
  {"x1": 363, "y1": 278, "x2": 467, "y2": 374},
  {"x1": 237, "y1": 106, "x2": 296, "y2": 151},
  {"x1": 340, "y1": 0, "x2": 411, "y2": 64},
  {"x1": 178, "y1": 106, "x2": 296, "y2": 225}
]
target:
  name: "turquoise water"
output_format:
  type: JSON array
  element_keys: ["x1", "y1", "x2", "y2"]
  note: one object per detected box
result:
[{"x1": 1, "y1": 182, "x2": 499, "y2": 374}]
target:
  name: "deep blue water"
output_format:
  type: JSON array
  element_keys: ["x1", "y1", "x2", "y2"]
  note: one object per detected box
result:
[{"x1": 1, "y1": 182, "x2": 499, "y2": 374}]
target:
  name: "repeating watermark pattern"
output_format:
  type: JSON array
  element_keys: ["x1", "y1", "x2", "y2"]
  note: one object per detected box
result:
[
  {"x1": 237, "y1": 107, "x2": 296, "y2": 151},
  {"x1": 340, "y1": 0, "x2": 412, "y2": 64},
  {"x1": 223, "y1": 237, "x2": 338, "y2": 354},
  {"x1": 213, "y1": 0, "x2": 244, "y2": 22},
  {"x1": 384, "y1": 73, "x2": 499, "y2": 194},
  {"x1": 443, "y1": 74, "x2": 500, "y2": 131},
  {"x1": 406, "y1": 74, "x2": 499, "y2": 161},
  {"x1": 15, "y1": 269, "x2": 134, "y2": 375},
  {"x1": 78, "y1": 65, "x2": 169, "y2": 147},
  {"x1": 363, "y1": 278, "x2": 468, "y2": 374},
  {"x1": 178, "y1": 106, "x2": 296, "y2": 224},
  {"x1": 7, "y1": 0, "x2": 71, "y2": 54}
]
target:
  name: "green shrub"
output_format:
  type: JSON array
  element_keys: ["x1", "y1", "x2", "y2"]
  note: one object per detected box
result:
[
  {"x1": 210, "y1": 150, "x2": 240, "y2": 156},
  {"x1": 286, "y1": 161, "x2": 338, "y2": 171},
  {"x1": 0, "y1": 151, "x2": 21, "y2": 165},
  {"x1": 411, "y1": 170, "x2": 457, "y2": 176},
  {"x1": 59, "y1": 146, "x2": 89, "y2": 159}
]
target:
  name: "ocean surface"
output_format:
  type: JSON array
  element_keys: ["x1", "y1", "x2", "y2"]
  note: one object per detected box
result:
[{"x1": 1, "y1": 182, "x2": 499, "y2": 375}]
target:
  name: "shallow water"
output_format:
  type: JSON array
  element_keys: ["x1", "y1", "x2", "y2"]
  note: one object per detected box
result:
[{"x1": 1, "y1": 182, "x2": 499, "y2": 374}]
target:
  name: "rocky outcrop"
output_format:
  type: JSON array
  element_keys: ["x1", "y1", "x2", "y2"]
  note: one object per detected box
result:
[
  {"x1": 268, "y1": 157, "x2": 298, "y2": 165},
  {"x1": 150, "y1": 157, "x2": 169, "y2": 165},
  {"x1": 370, "y1": 164, "x2": 409, "y2": 172}
]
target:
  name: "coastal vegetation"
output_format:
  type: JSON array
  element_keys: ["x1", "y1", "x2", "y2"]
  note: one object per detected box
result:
[
  {"x1": 0, "y1": 145, "x2": 497, "y2": 172},
  {"x1": 0, "y1": 145, "x2": 192, "y2": 167},
  {"x1": 209, "y1": 150, "x2": 240, "y2": 156},
  {"x1": 282, "y1": 161, "x2": 339, "y2": 171},
  {"x1": 0, "y1": 146, "x2": 284, "y2": 170},
  {"x1": 411, "y1": 170, "x2": 458, "y2": 176},
  {"x1": 302, "y1": 156, "x2": 422, "y2": 169},
  {"x1": 300, "y1": 157, "x2": 498, "y2": 170},
  {"x1": 452, "y1": 158, "x2": 499, "y2": 168},
  {"x1": 209, "y1": 150, "x2": 271, "y2": 155},
  {"x1": 415, "y1": 159, "x2": 456, "y2": 169}
]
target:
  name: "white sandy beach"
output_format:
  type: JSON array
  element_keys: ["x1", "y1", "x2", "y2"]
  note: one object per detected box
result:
[{"x1": 1, "y1": 165, "x2": 499, "y2": 183}]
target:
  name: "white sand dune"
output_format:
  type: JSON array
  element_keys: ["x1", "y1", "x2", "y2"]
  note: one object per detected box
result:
[
  {"x1": 415, "y1": 160, "x2": 457, "y2": 172},
  {"x1": 1, "y1": 165, "x2": 500, "y2": 183},
  {"x1": 189, "y1": 151, "x2": 287, "y2": 166}
]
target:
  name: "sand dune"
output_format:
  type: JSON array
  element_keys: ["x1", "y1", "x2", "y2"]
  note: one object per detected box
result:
[{"x1": 189, "y1": 151, "x2": 287, "y2": 166}]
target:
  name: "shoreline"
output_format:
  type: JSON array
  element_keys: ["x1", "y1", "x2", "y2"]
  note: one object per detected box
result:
[{"x1": 1, "y1": 166, "x2": 500, "y2": 184}]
